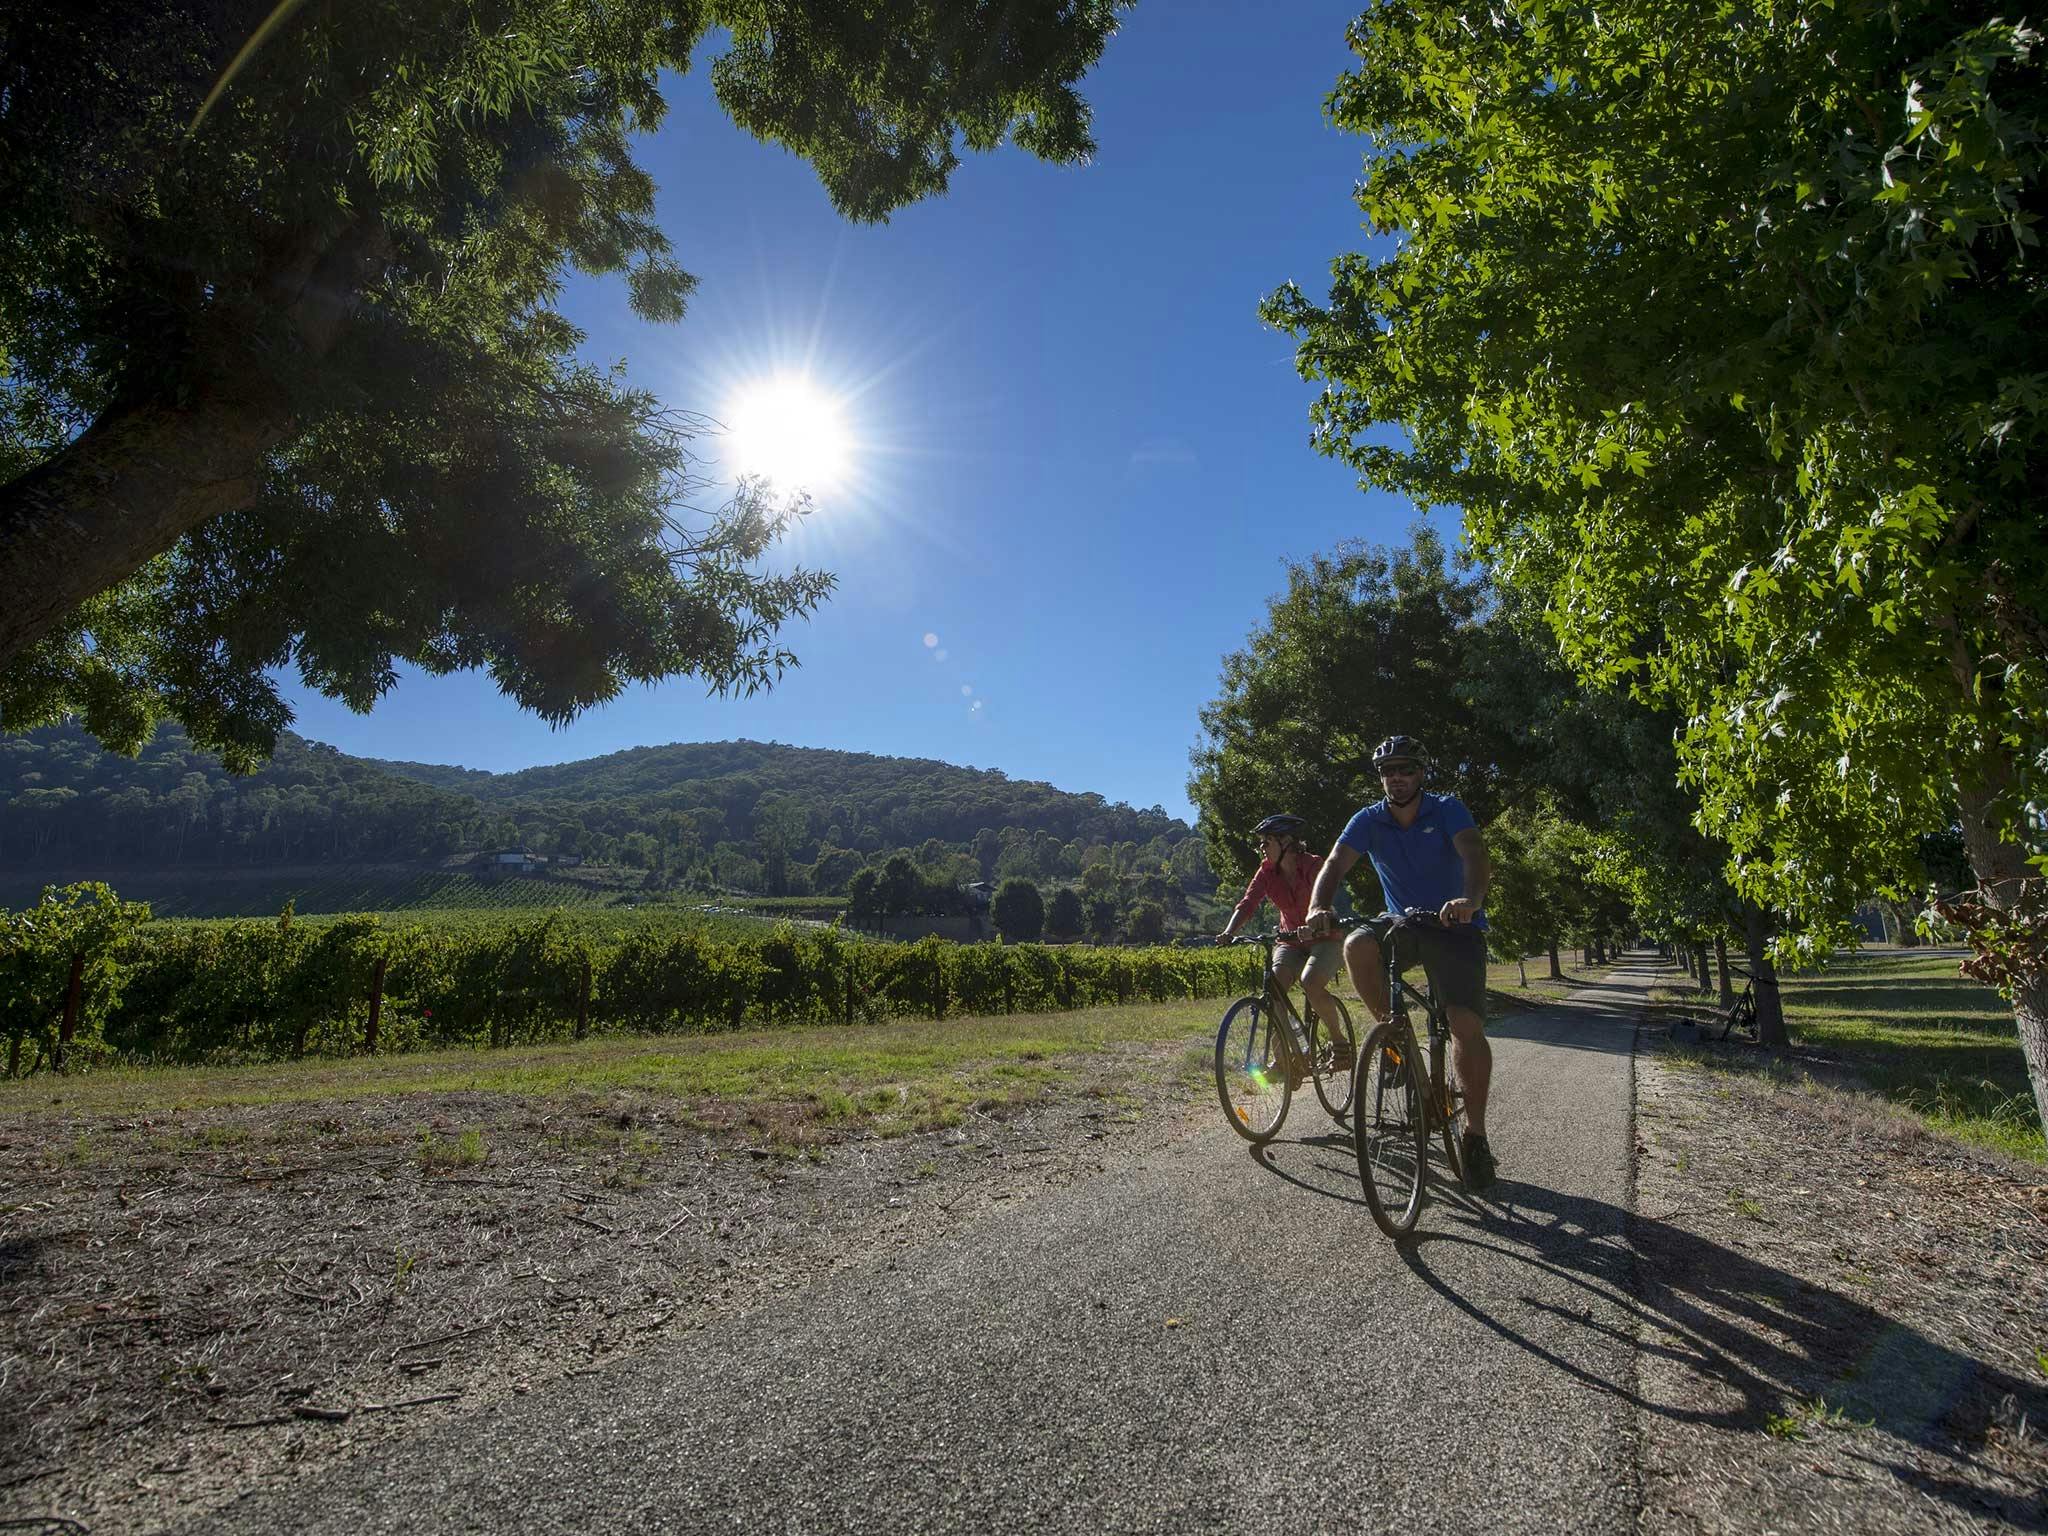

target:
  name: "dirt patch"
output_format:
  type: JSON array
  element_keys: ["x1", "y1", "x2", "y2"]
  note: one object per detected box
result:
[
  {"x1": 0, "y1": 1039, "x2": 1212, "y2": 1533},
  {"x1": 1632, "y1": 1025, "x2": 2048, "y2": 1533}
]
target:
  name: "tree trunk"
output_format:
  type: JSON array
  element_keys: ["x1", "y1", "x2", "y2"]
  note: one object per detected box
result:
[
  {"x1": 1743, "y1": 906, "x2": 1788, "y2": 1049},
  {"x1": 1953, "y1": 771, "x2": 2048, "y2": 1143},
  {"x1": 1518, "y1": 956, "x2": 1527, "y2": 986},
  {"x1": 0, "y1": 379, "x2": 287, "y2": 671},
  {"x1": 1715, "y1": 935, "x2": 1734, "y2": 1005},
  {"x1": 0, "y1": 219, "x2": 388, "y2": 671},
  {"x1": 1547, "y1": 939, "x2": 1562, "y2": 980},
  {"x1": 1694, "y1": 942, "x2": 1712, "y2": 995},
  {"x1": 1881, "y1": 897, "x2": 1922, "y2": 947}
]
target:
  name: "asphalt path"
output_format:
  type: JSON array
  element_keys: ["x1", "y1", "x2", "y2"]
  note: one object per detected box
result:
[{"x1": 190, "y1": 957, "x2": 1667, "y2": 1535}]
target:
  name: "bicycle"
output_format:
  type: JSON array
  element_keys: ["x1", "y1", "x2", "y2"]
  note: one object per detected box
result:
[
  {"x1": 1211, "y1": 930, "x2": 1358, "y2": 1143},
  {"x1": 1711, "y1": 966, "x2": 1760, "y2": 1041},
  {"x1": 1329, "y1": 909, "x2": 1474, "y2": 1237}
]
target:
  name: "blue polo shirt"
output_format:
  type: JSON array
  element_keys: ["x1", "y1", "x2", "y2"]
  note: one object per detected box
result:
[{"x1": 1338, "y1": 792, "x2": 1486, "y2": 931}]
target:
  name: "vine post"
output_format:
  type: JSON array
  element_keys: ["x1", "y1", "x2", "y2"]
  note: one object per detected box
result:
[
  {"x1": 365, "y1": 956, "x2": 387, "y2": 1055},
  {"x1": 54, "y1": 951, "x2": 83, "y2": 1073}
]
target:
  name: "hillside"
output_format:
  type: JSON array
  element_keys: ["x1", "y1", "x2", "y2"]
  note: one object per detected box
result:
[{"x1": 0, "y1": 724, "x2": 1209, "y2": 909}]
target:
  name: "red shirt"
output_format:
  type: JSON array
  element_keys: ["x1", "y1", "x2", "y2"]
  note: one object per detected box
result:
[{"x1": 1228, "y1": 852, "x2": 1324, "y2": 939}]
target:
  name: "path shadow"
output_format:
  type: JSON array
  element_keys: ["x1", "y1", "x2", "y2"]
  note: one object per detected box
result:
[
  {"x1": 1393, "y1": 1181, "x2": 2047, "y2": 1530},
  {"x1": 1249, "y1": 1127, "x2": 1476, "y2": 1216}
]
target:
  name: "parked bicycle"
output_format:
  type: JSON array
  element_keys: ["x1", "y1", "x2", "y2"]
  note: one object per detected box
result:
[
  {"x1": 1211, "y1": 930, "x2": 1357, "y2": 1143},
  {"x1": 1324, "y1": 909, "x2": 1473, "y2": 1237},
  {"x1": 1712, "y1": 965, "x2": 1760, "y2": 1041}
]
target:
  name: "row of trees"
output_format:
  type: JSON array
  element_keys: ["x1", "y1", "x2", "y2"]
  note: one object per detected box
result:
[
  {"x1": 1247, "y1": 0, "x2": 2045, "y2": 1126},
  {"x1": 1190, "y1": 528, "x2": 1973, "y2": 1048}
]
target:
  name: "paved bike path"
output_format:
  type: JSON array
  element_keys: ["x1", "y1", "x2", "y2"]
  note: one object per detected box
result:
[{"x1": 190, "y1": 958, "x2": 1666, "y2": 1535}]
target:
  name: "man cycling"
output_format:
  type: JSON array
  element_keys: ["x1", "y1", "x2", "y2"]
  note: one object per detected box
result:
[
  {"x1": 1304, "y1": 737, "x2": 1498, "y2": 1190},
  {"x1": 1215, "y1": 813, "x2": 1355, "y2": 1085}
]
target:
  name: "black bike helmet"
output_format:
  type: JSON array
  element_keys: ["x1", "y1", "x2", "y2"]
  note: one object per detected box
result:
[
  {"x1": 1370, "y1": 735, "x2": 1429, "y2": 767},
  {"x1": 1251, "y1": 813, "x2": 1308, "y2": 841}
]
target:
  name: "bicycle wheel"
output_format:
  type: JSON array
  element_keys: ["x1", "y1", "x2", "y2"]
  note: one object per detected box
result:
[
  {"x1": 1309, "y1": 996, "x2": 1357, "y2": 1122},
  {"x1": 1354, "y1": 1019, "x2": 1426, "y2": 1237},
  {"x1": 1214, "y1": 996, "x2": 1290, "y2": 1143}
]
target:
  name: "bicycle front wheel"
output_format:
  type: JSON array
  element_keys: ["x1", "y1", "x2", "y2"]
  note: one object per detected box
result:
[
  {"x1": 1354, "y1": 1019, "x2": 1426, "y2": 1237},
  {"x1": 1309, "y1": 996, "x2": 1357, "y2": 1122},
  {"x1": 1215, "y1": 996, "x2": 1290, "y2": 1144}
]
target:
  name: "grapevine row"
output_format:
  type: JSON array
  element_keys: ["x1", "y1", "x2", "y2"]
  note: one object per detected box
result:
[{"x1": 12, "y1": 908, "x2": 1255, "y2": 1068}]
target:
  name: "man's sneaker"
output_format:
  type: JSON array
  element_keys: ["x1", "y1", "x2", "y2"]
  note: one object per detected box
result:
[{"x1": 1461, "y1": 1132, "x2": 1498, "y2": 1192}]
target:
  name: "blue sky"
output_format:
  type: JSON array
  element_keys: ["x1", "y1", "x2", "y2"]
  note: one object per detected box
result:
[{"x1": 282, "y1": 2, "x2": 1427, "y2": 825}]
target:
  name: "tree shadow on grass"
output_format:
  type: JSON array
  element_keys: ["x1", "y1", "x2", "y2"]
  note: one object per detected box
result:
[{"x1": 1395, "y1": 1181, "x2": 2047, "y2": 1530}]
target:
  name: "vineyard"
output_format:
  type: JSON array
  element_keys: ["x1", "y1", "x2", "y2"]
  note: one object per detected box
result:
[
  {"x1": 0, "y1": 866, "x2": 638, "y2": 919},
  {"x1": 2, "y1": 886, "x2": 1253, "y2": 1073}
]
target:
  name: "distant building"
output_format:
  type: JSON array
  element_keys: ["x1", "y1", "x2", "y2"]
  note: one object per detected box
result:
[
  {"x1": 491, "y1": 850, "x2": 543, "y2": 869},
  {"x1": 554, "y1": 854, "x2": 584, "y2": 868},
  {"x1": 962, "y1": 881, "x2": 993, "y2": 909}
]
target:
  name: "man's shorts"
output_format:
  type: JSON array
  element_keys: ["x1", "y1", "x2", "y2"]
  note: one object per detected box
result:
[
  {"x1": 1271, "y1": 938, "x2": 1344, "y2": 992},
  {"x1": 1362, "y1": 919, "x2": 1488, "y2": 1016}
]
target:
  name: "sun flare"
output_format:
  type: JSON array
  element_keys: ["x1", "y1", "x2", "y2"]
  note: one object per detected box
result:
[{"x1": 726, "y1": 374, "x2": 853, "y2": 495}]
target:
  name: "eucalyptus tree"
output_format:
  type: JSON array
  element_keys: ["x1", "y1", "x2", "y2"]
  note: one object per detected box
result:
[
  {"x1": 1269, "y1": 0, "x2": 2043, "y2": 1111},
  {"x1": 0, "y1": 0, "x2": 1131, "y2": 765}
]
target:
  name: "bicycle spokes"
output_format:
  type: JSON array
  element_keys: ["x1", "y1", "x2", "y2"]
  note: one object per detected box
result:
[{"x1": 1215, "y1": 997, "x2": 1290, "y2": 1143}]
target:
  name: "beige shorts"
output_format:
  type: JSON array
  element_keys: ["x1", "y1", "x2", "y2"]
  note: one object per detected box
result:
[{"x1": 1271, "y1": 939, "x2": 1343, "y2": 991}]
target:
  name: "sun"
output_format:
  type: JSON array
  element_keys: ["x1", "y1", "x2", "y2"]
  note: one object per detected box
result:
[{"x1": 725, "y1": 374, "x2": 853, "y2": 496}]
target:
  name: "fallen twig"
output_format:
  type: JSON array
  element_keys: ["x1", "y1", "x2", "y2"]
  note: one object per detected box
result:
[
  {"x1": 648, "y1": 1209, "x2": 698, "y2": 1244},
  {"x1": 392, "y1": 1321, "x2": 493, "y2": 1358},
  {"x1": 292, "y1": 1405, "x2": 352, "y2": 1422},
  {"x1": 360, "y1": 1392, "x2": 461, "y2": 1414},
  {"x1": 565, "y1": 1212, "x2": 615, "y2": 1235}
]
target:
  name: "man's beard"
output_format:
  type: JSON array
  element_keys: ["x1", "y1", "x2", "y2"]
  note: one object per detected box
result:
[{"x1": 1385, "y1": 782, "x2": 1421, "y2": 809}]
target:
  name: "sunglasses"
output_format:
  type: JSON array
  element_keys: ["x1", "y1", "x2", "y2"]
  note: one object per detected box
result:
[{"x1": 1377, "y1": 761, "x2": 1421, "y2": 777}]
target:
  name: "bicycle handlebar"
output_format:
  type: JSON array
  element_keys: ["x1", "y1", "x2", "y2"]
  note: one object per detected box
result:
[{"x1": 1275, "y1": 907, "x2": 1454, "y2": 946}]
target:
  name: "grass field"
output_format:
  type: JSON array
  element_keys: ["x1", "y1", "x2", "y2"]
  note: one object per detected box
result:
[
  {"x1": 1774, "y1": 952, "x2": 2044, "y2": 1163},
  {"x1": 1, "y1": 999, "x2": 1227, "y2": 1142}
]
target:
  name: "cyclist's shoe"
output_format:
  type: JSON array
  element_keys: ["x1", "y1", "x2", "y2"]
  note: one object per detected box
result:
[
  {"x1": 1460, "y1": 1132, "x2": 1498, "y2": 1192},
  {"x1": 1324, "y1": 1039, "x2": 1356, "y2": 1072}
]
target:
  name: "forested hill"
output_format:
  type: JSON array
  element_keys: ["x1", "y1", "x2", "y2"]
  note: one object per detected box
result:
[
  {"x1": 0, "y1": 724, "x2": 1197, "y2": 895},
  {"x1": 371, "y1": 738, "x2": 1181, "y2": 844}
]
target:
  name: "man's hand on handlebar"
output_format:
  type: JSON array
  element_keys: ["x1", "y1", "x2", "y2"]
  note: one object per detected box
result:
[
  {"x1": 1438, "y1": 897, "x2": 1477, "y2": 926},
  {"x1": 1212, "y1": 931, "x2": 1234, "y2": 946},
  {"x1": 1302, "y1": 907, "x2": 1337, "y2": 940}
]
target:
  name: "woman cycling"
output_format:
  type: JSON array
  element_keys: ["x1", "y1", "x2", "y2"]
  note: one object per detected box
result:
[{"x1": 1215, "y1": 813, "x2": 1355, "y2": 1081}]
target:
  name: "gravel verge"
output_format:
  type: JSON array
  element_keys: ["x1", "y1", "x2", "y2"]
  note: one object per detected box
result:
[{"x1": 1632, "y1": 1020, "x2": 2048, "y2": 1533}]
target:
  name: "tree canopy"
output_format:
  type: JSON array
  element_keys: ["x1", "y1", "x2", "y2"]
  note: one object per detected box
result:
[
  {"x1": 1188, "y1": 525, "x2": 1506, "y2": 897},
  {"x1": 0, "y1": 0, "x2": 1131, "y2": 766},
  {"x1": 1267, "y1": 0, "x2": 2046, "y2": 1115}
]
